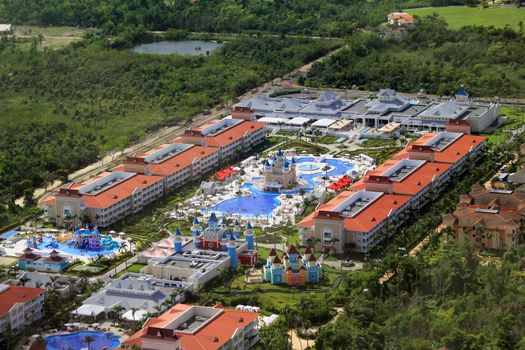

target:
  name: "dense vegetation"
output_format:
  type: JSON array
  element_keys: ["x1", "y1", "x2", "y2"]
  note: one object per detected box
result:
[
  {"x1": 305, "y1": 15, "x2": 525, "y2": 97},
  {"x1": 0, "y1": 0, "x2": 466, "y2": 38},
  {"x1": 0, "y1": 35, "x2": 336, "y2": 227}
]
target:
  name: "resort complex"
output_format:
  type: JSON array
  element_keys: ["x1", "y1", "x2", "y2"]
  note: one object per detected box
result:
[
  {"x1": 234, "y1": 87, "x2": 499, "y2": 133},
  {"x1": 41, "y1": 118, "x2": 267, "y2": 228},
  {"x1": 298, "y1": 131, "x2": 486, "y2": 253}
]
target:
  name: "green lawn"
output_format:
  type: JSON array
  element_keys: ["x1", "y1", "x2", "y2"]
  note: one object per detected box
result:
[
  {"x1": 114, "y1": 263, "x2": 147, "y2": 278},
  {"x1": 407, "y1": 6, "x2": 525, "y2": 29}
]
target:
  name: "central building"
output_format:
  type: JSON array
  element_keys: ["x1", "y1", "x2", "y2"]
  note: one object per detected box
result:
[{"x1": 263, "y1": 150, "x2": 298, "y2": 192}]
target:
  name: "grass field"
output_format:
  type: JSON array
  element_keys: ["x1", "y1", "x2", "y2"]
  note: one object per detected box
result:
[
  {"x1": 407, "y1": 6, "x2": 525, "y2": 29},
  {"x1": 14, "y1": 26, "x2": 89, "y2": 49}
]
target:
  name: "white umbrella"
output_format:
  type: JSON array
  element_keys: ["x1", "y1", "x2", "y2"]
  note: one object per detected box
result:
[
  {"x1": 72, "y1": 322, "x2": 81, "y2": 327},
  {"x1": 91, "y1": 322, "x2": 100, "y2": 327},
  {"x1": 64, "y1": 323, "x2": 72, "y2": 327},
  {"x1": 118, "y1": 232, "x2": 126, "y2": 236},
  {"x1": 31, "y1": 334, "x2": 40, "y2": 339},
  {"x1": 109, "y1": 230, "x2": 116, "y2": 234}
]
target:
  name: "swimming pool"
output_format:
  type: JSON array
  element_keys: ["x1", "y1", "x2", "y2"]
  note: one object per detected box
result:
[
  {"x1": 205, "y1": 156, "x2": 355, "y2": 218},
  {"x1": 45, "y1": 330, "x2": 121, "y2": 350},
  {"x1": 296, "y1": 157, "x2": 355, "y2": 186},
  {"x1": 206, "y1": 183, "x2": 285, "y2": 218},
  {"x1": 297, "y1": 162, "x2": 321, "y2": 171},
  {"x1": 0, "y1": 230, "x2": 19, "y2": 239}
]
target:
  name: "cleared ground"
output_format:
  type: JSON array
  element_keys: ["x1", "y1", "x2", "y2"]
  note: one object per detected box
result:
[
  {"x1": 407, "y1": 6, "x2": 525, "y2": 29},
  {"x1": 14, "y1": 25, "x2": 89, "y2": 49}
]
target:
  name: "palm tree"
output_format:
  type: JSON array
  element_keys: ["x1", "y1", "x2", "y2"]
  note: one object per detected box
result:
[
  {"x1": 112, "y1": 305, "x2": 124, "y2": 325},
  {"x1": 82, "y1": 335, "x2": 95, "y2": 350},
  {"x1": 19, "y1": 275, "x2": 30, "y2": 287}
]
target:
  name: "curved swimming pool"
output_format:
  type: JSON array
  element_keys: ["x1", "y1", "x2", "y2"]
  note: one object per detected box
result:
[
  {"x1": 45, "y1": 330, "x2": 121, "y2": 350},
  {"x1": 205, "y1": 156, "x2": 355, "y2": 218}
]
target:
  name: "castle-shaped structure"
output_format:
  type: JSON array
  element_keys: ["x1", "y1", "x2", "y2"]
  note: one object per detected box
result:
[
  {"x1": 263, "y1": 150, "x2": 298, "y2": 192},
  {"x1": 180, "y1": 214, "x2": 258, "y2": 269},
  {"x1": 263, "y1": 246, "x2": 322, "y2": 285}
]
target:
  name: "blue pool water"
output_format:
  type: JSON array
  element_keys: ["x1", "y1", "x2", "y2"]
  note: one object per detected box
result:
[
  {"x1": 206, "y1": 157, "x2": 354, "y2": 217},
  {"x1": 0, "y1": 230, "x2": 19, "y2": 239},
  {"x1": 45, "y1": 330, "x2": 121, "y2": 350},
  {"x1": 31, "y1": 235, "x2": 121, "y2": 257},
  {"x1": 296, "y1": 157, "x2": 354, "y2": 186}
]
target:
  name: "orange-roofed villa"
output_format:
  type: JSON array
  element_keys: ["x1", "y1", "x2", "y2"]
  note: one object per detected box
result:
[{"x1": 121, "y1": 303, "x2": 259, "y2": 350}]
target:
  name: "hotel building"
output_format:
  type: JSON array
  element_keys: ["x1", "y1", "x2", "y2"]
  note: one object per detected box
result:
[
  {"x1": 121, "y1": 303, "x2": 259, "y2": 350},
  {"x1": 0, "y1": 283, "x2": 45, "y2": 334},
  {"x1": 42, "y1": 171, "x2": 164, "y2": 228},
  {"x1": 117, "y1": 143, "x2": 219, "y2": 192},
  {"x1": 298, "y1": 131, "x2": 486, "y2": 253},
  {"x1": 443, "y1": 184, "x2": 525, "y2": 251},
  {"x1": 179, "y1": 119, "x2": 266, "y2": 160}
]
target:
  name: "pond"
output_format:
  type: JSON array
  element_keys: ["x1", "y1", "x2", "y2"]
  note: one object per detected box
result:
[{"x1": 132, "y1": 40, "x2": 223, "y2": 55}]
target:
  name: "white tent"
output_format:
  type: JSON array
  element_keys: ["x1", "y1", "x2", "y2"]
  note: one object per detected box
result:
[
  {"x1": 72, "y1": 304, "x2": 106, "y2": 317},
  {"x1": 311, "y1": 118, "x2": 336, "y2": 128},
  {"x1": 122, "y1": 309, "x2": 149, "y2": 321},
  {"x1": 286, "y1": 117, "x2": 310, "y2": 126}
]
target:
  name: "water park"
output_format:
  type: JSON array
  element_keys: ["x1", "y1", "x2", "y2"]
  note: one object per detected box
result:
[
  {"x1": 0, "y1": 226, "x2": 122, "y2": 262},
  {"x1": 170, "y1": 150, "x2": 375, "y2": 226}
]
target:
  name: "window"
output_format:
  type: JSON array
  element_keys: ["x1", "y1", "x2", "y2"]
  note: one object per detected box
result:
[{"x1": 63, "y1": 205, "x2": 72, "y2": 217}]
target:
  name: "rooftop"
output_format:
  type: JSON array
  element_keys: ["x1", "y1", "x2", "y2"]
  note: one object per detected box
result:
[
  {"x1": 0, "y1": 283, "x2": 45, "y2": 317},
  {"x1": 394, "y1": 132, "x2": 486, "y2": 164},
  {"x1": 123, "y1": 304, "x2": 259, "y2": 350},
  {"x1": 298, "y1": 190, "x2": 411, "y2": 232},
  {"x1": 351, "y1": 159, "x2": 453, "y2": 195}
]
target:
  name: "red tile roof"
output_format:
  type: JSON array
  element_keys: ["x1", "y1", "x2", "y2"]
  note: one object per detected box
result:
[
  {"x1": 204, "y1": 121, "x2": 265, "y2": 148},
  {"x1": 146, "y1": 145, "x2": 218, "y2": 176},
  {"x1": 394, "y1": 133, "x2": 485, "y2": 164},
  {"x1": 350, "y1": 160, "x2": 452, "y2": 195},
  {"x1": 0, "y1": 283, "x2": 45, "y2": 317},
  {"x1": 80, "y1": 173, "x2": 164, "y2": 209},
  {"x1": 297, "y1": 191, "x2": 411, "y2": 232},
  {"x1": 122, "y1": 304, "x2": 259, "y2": 350}
]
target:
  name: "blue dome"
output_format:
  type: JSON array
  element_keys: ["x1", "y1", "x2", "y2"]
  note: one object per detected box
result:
[
  {"x1": 264, "y1": 160, "x2": 271, "y2": 167},
  {"x1": 245, "y1": 222, "x2": 253, "y2": 229},
  {"x1": 175, "y1": 228, "x2": 181, "y2": 236},
  {"x1": 221, "y1": 217, "x2": 228, "y2": 225},
  {"x1": 228, "y1": 233, "x2": 236, "y2": 241},
  {"x1": 92, "y1": 229, "x2": 100, "y2": 235},
  {"x1": 192, "y1": 217, "x2": 200, "y2": 225},
  {"x1": 277, "y1": 150, "x2": 284, "y2": 156},
  {"x1": 221, "y1": 231, "x2": 228, "y2": 239},
  {"x1": 234, "y1": 219, "x2": 240, "y2": 226},
  {"x1": 83, "y1": 229, "x2": 91, "y2": 235},
  {"x1": 456, "y1": 85, "x2": 468, "y2": 96},
  {"x1": 291, "y1": 157, "x2": 296, "y2": 164}
]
